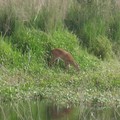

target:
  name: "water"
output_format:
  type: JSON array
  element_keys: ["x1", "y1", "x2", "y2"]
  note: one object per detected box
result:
[{"x1": 0, "y1": 99, "x2": 120, "y2": 120}]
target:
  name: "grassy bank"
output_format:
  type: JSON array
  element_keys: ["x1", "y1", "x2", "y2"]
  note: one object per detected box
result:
[
  {"x1": 0, "y1": 59, "x2": 120, "y2": 107},
  {"x1": 0, "y1": 0, "x2": 120, "y2": 107}
]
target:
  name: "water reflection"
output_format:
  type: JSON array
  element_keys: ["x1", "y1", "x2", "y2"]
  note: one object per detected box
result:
[
  {"x1": 0, "y1": 99, "x2": 120, "y2": 120},
  {"x1": 47, "y1": 105, "x2": 72, "y2": 120}
]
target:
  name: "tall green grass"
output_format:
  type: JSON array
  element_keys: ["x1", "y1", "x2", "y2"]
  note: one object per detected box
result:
[
  {"x1": 65, "y1": 0, "x2": 120, "y2": 59},
  {"x1": 0, "y1": 0, "x2": 119, "y2": 71},
  {"x1": 0, "y1": 0, "x2": 119, "y2": 67}
]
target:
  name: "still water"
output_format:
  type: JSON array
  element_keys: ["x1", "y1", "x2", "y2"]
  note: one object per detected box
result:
[{"x1": 0, "y1": 99, "x2": 120, "y2": 120}]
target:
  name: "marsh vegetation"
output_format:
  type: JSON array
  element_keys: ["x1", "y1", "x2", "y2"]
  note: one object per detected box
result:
[{"x1": 0, "y1": 0, "x2": 120, "y2": 119}]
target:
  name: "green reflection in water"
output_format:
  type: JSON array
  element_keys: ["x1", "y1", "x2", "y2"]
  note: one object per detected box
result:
[{"x1": 0, "y1": 99, "x2": 120, "y2": 120}]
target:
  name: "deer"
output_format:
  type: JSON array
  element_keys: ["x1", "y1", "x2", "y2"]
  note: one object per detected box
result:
[{"x1": 49, "y1": 48, "x2": 80, "y2": 71}]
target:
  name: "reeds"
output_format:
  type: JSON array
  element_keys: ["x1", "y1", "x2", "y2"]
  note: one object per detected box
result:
[{"x1": 0, "y1": 0, "x2": 120, "y2": 59}]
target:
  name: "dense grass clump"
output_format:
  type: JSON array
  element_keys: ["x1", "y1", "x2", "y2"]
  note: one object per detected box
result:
[
  {"x1": 89, "y1": 36, "x2": 113, "y2": 59},
  {"x1": 0, "y1": 1, "x2": 16, "y2": 36},
  {"x1": 0, "y1": 38, "x2": 23, "y2": 67}
]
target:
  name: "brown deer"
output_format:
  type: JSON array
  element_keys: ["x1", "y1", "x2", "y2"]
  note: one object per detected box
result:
[{"x1": 49, "y1": 48, "x2": 80, "y2": 71}]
